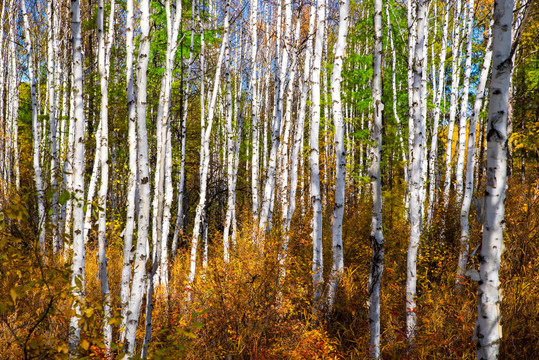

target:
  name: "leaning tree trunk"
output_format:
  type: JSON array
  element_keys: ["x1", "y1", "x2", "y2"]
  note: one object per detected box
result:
[
  {"x1": 367, "y1": 0, "x2": 383, "y2": 356},
  {"x1": 474, "y1": 0, "x2": 513, "y2": 357},
  {"x1": 188, "y1": 0, "x2": 229, "y2": 292},
  {"x1": 456, "y1": 4, "x2": 493, "y2": 289}
]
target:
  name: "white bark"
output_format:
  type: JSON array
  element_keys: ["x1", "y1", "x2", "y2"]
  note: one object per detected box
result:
[
  {"x1": 368, "y1": 0, "x2": 383, "y2": 355},
  {"x1": 172, "y1": 0, "x2": 196, "y2": 257},
  {"x1": 474, "y1": 0, "x2": 513, "y2": 356},
  {"x1": 250, "y1": 0, "x2": 260, "y2": 222},
  {"x1": 278, "y1": 4, "x2": 316, "y2": 290},
  {"x1": 223, "y1": 40, "x2": 234, "y2": 262},
  {"x1": 188, "y1": 0, "x2": 230, "y2": 290},
  {"x1": 124, "y1": 0, "x2": 152, "y2": 356},
  {"x1": 327, "y1": 0, "x2": 349, "y2": 314},
  {"x1": 427, "y1": 0, "x2": 450, "y2": 227},
  {"x1": 455, "y1": 0, "x2": 475, "y2": 203},
  {"x1": 258, "y1": 0, "x2": 292, "y2": 237},
  {"x1": 406, "y1": 0, "x2": 427, "y2": 344},
  {"x1": 310, "y1": 0, "x2": 326, "y2": 308},
  {"x1": 387, "y1": 5, "x2": 407, "y2": 186},
  {"x1": 47, "y1": 0, "x2": 60, "y2": 254},
  {"x1": 97, "y1": 0, "x2": 115, "y2": 353},
  {"x1": 21, "y1": 0, "x2": 46, "y2": 255},
  {"x1": 67, "y1": 0, "x2": 86, "y2": 352},
  {"x1": 457, "y1": 17, "x2": 493, "y2": 288},
  {"x1": 120, "y1": 0, "x2": 137, "y2": 338},
  {"x1": 443, "y1": 0, "x2": 463, "y2": 202}
]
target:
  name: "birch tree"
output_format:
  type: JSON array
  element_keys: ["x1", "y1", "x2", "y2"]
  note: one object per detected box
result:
[
  {"x1": 120, "y1": 0, "x2": 137, "y2": 335},
  {"x1": 67, "y1": 0, "x2": 87, "y2": 352},
  {"x1": 455, "y1": 0, "x2": 475, "y2": 203},
  {"x1": 47, "y1": 0, "x2": 60, "y2": 253},
  {"x1": 327, "y1": 0, "x2": 349, "y2": 313},
  {"x1": 97, "y1": 0, "x2": 115, "y2": 353},
  {"x1": 188, "y1": 0, "x2": 230, "y2": 290},
  {"x1": 427, "y1": 0, "x2": 450, "y2": 227},
  {"x1": 124, "y1": 0, "x2": 152, "y2": 355},
  {"x1": 21, "y1": 0, "x2": 46, "y2": 255},
  {"x1": 406, "y1": 0, "x2": 427, "y2": 345},
  {"x1": 457, "y1": 21, "x2": 493, "y2": 288},
  {"x1": 443, "y1": 0, "x2": 463, "y2": 202},
  {"x1": 310, "y1": 0, "x2": 326, "y2": 308},
  {"x1": 474, "y1": 0, "x2": 513, "y2": 356},
  {"x1": 367, "y1": 0, "x2": 384, "y2": 355}
]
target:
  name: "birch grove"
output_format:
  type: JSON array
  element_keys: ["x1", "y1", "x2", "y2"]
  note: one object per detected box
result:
[{"x1": 3, "y1": 0, "x2": 537, "y2": 358}]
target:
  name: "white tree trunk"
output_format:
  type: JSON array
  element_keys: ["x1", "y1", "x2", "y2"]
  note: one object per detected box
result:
[
  {"x1": 310, "y1": 0, "x2": 326, "y2": 308},
  {"x1": 443, "y1": 0, "x2": 463, "y2": 202},
  {"x1": 426, "y1": 1, "x2": 450, "y2": 227},
  {"x1": 188, "y1": 0, "x2": 230, "y2": 291},
  {"x1": 456, "y1": 17, "x2": 493, "y2": 288},
  {"x1": 250, "y1": 0, "x2": 260, "y2": 222},
  {"x1": 455, "y1": 0, "x2": 474, "y2": 203},
  {"x1": 120, "y1": 0, "x2": 137, "y2": 338},
  {"x1": 327, "y1": 0, "x2": 349, "y2": 314},
  {"x1": 367, "y1": 0, "x2": 383, "y2": 355},
  {"x1": 406, "y1": 0, "x2": 427, "y2": 344},
  {"x1": 124, "y1": 0, "x2": 152, "y2": 356},
  {"x1": 172, "y1": 0, "x2": 196, "y2": 257},
  {"x1": 46, "y1": 0, "x2": 60, "y2": 253},
  {"x1": 66, "y1": 0, "x2": 87, "y2": 352},
  {"x1": 474, "y1": 0, "x2": 513, "y2": 356},
  {"x1": 97, "y1": 0, "x2": 115, "y2": 353},
  {"x1": 258, "y1": 0, "x2": 292, "y2": 237},
  {"x1": 21, "y1": 0, "x2": 46, "y2": 255}
]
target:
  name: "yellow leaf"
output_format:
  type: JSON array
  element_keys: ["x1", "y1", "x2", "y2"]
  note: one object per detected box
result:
[
  {"x1": 58, "y1": 343, "x2": 69, "y2": 354},
  {"x1": 10, "y1": 288, "x2": 17, "y2": 304},
  {"x1": 81, "y1": 339, "x2": 90, "y2": 350}
]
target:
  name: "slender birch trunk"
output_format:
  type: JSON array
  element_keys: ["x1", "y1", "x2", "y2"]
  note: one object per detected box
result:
[
  {"x1": 386, "y1": 5, "x2": 406, "y2": 186},
  {"x1": 124, "y1": 0, "x2": 152, "y2": 356},
  {"x1": 455, "y1": 0, "x2": 475, "y2": 203},
  {"x1": 188, "y1": 0, "x2": 229, "y2": 290},
  {"x1": 427, "y1": 1, "x2": 450, "y2": 227},
  {"x1": 474, "y1": 0, "x2": 513, "y2": 356},
  {"x1": 278, "y1": 3, "x2": 317, "y2": 290},
  {"x1": 47, "y1": 0, "x2": 60, "y2": 253},
  {"x1": 406, "y1": 0, "x2": 427, "y2": 345},
  {"x1": 172, "y1": 0, "x2": 196, "y2": 257},
  {"x1": 457, "y1": 17, "x2": 493, "y2": 288},
  {"x1": 310, "y1": 0, "x2": 326, "y2": 309},
  {"x1": 368, "y1": 0, "x2": 383, "y2": 355},
  {"x1": 326, "y1": 0, "x2": 349, "y2": 314},
  {"x1": 250, "y1": 0, "x2": 260, "y2": 222},
  {"x1": 120, "y1": 0, "x2": 137, "y2": 337},
  {"x1": 67, "y1": 0, "x2": 87, "y2": 352},
  {"x1": 223, "y1": 40, "x2": 234, "y2": 262},
  {"x1": 443, "y1": 0, "x2": 463, "y2": 202},
  {"x1": 97, "y1": 0, "x2": 115, "y2": 353},
  {"x1": 258, "y1": 0, "x2": 292, "y2": 237},
  {"x1": 21, "y1": 0, "x2": 46, "y2": 255}
]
